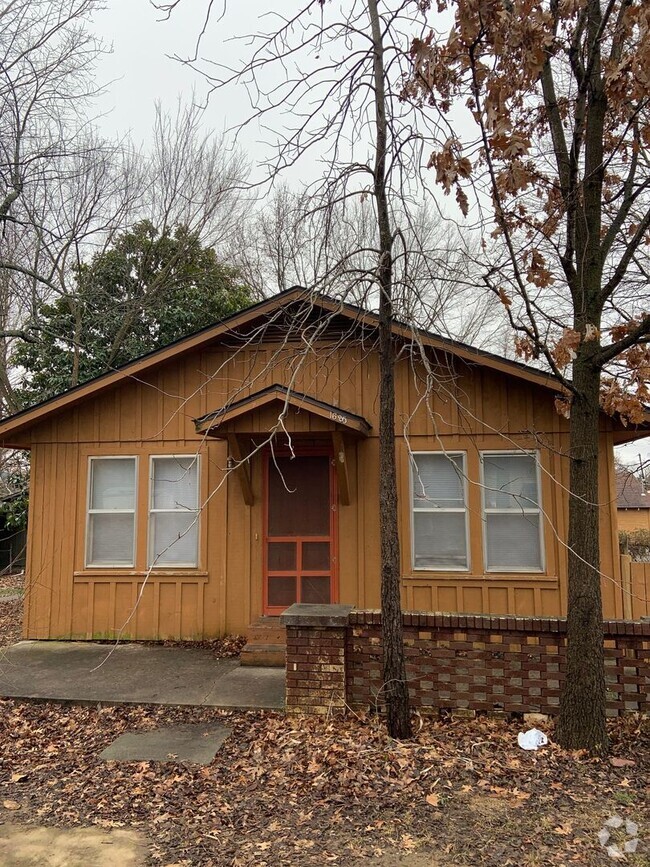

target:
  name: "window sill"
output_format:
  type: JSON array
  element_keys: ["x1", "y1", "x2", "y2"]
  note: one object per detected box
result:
[
  {"x1": 74, "y1": 570, "x2": 209, "y2": 582},
  {"x1": 405, "y1": 572, "x2": 558, "y2": 583}
]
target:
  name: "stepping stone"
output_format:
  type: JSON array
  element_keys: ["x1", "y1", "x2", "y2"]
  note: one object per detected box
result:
[{"x1": 100, "y1": 724, "x2": 230, "y2": 764}]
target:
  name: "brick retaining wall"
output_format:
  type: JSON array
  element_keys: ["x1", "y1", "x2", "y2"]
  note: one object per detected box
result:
[{"x1": 281, "y1": 605, "x2": 650, "y2": 717}]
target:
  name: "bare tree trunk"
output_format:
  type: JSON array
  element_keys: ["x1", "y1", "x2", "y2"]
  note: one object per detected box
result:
[
  {"x1": 557, "y1": 350, "x2": 607, "y2": 754},
  {"x1": 557, "y1": 3, "x2": 608, "y2": 753},
  {"x1": 378, "y1": 288, "x2": 411, "y2": 739},
  {"x1": 369, "y1": 0, "x2": 411, "y2": 740}
]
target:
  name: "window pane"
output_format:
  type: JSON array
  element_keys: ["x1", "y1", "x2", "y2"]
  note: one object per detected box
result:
[
  {"x1": 301, "y1": 576, "x2": 330, "y2": 604},
  {"x1": 268, "y1": 542, "x2": 296, "y2": 571},
  {"x1": 150, "y1": 512, "x2": 198, "y2": 566},
  {"x1": 91, "y1": 458, "x2": 136, "y2": 510},
  {"x1": 268, "y1": 456, "x2": 330, "y2": 536},
  {"x1": 485, "y1": 513, "x2": 542, "y2": 570},
  {"x1": 152, "y1": 457, "x2": 198, "y2": 511},
  {"x1": 483, "y1": 454, "x2": 539, "y2": 509},
  {"x1": 268, "y1": 576, "x2": 297, "y2": 608},
  {"x1": 302, "y1": 541, "x2": 330, "y2": 571},
  {"x1": 88, "y1": 513, "x2": 134, "y2": 566},
  {"x1": 413, "y1": 454, "x2": 464, "y2": 509},
  {"x1": 414, "y1": 511, "x2": 467, "y2": 569}
]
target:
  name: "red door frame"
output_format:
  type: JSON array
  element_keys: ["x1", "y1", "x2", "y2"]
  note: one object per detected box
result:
[{"x1": 262, "y1": 445, "x2": 338, "y2": 615}]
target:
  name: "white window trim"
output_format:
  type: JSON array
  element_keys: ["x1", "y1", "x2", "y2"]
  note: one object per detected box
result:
[
  {"x1": 480, "y1": 450, "x2": 545, "y2": 573},
  {"x1": 411, "y1": 450, "x2": 470, "y2": 572},
  {"x1": 148, "y1": 454, "x2": 200, "y2": 569},
  {"x1": 85, "y1": 455, "x2": 138, "y2": 569}
]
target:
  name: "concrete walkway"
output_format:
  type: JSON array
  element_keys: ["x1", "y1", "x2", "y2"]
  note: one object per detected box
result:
[{"x1": 0, "y1": 641, "x2": 284, "y2": 709}]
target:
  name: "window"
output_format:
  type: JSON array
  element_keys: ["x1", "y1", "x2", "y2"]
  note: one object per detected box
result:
[
  {"x1": 481, "y1": 452, "x2": 543, "y2": 571},
  {"x1": 149, "y1": 456, "x2": 199, "y2": 567},
  {"x1": 86, "y1": 457, "x2": 137, "y2": 567},
  {"x1": 412, "y1": 453, "x2": 468, "y2": 570}
]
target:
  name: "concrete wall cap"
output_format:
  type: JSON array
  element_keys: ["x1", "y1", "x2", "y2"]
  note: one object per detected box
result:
[{"x1": 280, "y1": 603, "x2": 354, "y2": 627}]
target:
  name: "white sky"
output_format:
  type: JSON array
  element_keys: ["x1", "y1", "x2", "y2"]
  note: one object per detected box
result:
[
  {"x1": 94, "y1": 1, "x2": 246, "y2": 144},
  {"x1": 93, "y1": 0, "x2": 345, "y2": 182}
]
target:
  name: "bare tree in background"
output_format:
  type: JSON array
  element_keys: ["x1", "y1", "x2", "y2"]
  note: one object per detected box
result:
[
  {"x1": 0, "y1": 0, "x2": 251, "y2": 406},
  {"x1": 0, "y1": 1, "x2": 105, "y2": 250},
  {"x1": 231, "y1": 183, "x2": 506, "y2": 350},
  {"x1": 0, "y1": 97, "x2": 251, "y2": 412},
  {"x1": 148, "y1": 99, "x2": 251, "y2": 250}
]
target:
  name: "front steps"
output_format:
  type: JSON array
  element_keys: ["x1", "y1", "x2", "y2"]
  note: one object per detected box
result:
[{"x1": 241, "y1": 617, "x2": 286, "y2": 667}]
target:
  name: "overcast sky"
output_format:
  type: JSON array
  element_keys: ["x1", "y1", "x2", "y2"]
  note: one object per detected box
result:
[
  {"x1": 93, "y1": 0, "x2": 346, "y2": 183},
  {"x1": 94, "y1": 2, "x2": 252, "y2": 144}
]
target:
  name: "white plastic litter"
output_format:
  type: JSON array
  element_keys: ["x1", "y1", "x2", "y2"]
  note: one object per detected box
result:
[
  {"x1": 597, "y1": 829, "x2": 611, "y2": 847},
  {"x1": 606, "y1": 844, "x2": 625, "y2": 860},
  {"x1": 517, "y1": 728, "x2": 548, "y2": 750},
  {"x1": 624, "y1": 838, "x2": 639, "y2": 854},
  {"x1": 605, "y1": 815, "x2": 624, "y2": 829},
  {"x1": 625, "y1": 819, "x2": 638, "y2": 837}
]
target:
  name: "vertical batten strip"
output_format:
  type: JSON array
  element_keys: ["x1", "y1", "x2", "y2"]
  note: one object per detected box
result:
[{"x1": 153, "y1": 581, "x2": 160, "y2": 639}]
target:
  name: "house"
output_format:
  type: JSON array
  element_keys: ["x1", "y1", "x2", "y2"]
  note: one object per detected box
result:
[
  {"x1": 616, "y1": 464, "x2": 650, "y2": 533},
  {"x1": 0, "y1": 287, "x2": 646, "y2": 645}
]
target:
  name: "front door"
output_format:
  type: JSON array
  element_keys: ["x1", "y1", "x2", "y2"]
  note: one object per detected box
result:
[{"x1": 264, "y1": 452, "x2": 336, "y2": 615}]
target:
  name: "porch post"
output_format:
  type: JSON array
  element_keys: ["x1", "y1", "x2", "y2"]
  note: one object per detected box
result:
[{"x1": 280, "y1": 603, "x2": 352, "y2": 716}]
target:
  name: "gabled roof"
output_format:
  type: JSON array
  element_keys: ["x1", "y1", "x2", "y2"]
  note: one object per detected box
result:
[
  {"x1": 616, "y1": 465, "x2": 650, "y2": 509},
  {"x1": 196, "y1": 384, "x2": 372, "y2": 438},
  {"x1": 0, "y1": 285, "x2": 595, "y2": 446}
]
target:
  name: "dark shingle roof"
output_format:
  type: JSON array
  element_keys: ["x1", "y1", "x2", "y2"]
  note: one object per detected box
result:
[{"x1": 616, "y1": 466, "x2": 650, "y2": 509}]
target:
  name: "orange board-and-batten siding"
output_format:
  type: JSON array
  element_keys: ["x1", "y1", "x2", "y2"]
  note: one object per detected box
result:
[{"x1": 2, "y1": 290, "x2": 642, "y2": 640}]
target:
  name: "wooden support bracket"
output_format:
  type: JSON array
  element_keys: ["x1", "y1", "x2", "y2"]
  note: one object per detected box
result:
[
  {"x1": 332, "y1": 431, "x2": 350, "y2": 506},
  {"x1": 227, "y1": 434, "x2": 254, "y2": 506}
]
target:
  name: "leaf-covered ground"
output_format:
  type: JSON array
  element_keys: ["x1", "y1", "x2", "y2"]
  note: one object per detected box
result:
[
  {"x1": 0, "y1": 572, "x2": 23, "y2": 648},
  {"x1": 0, "y1": 571, "x2": 23, "y2": 594},
  {"x1": 0, "y1": 592, "x2": 648, "y2": 866}
]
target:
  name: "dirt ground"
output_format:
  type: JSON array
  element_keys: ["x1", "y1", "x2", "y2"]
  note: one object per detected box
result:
[
  {"x1": 0, "y1": 589, "x2": 648, "y2": 867},
  {"x1": 0, "y1": 823, "x2": 148, "y2": 867}
]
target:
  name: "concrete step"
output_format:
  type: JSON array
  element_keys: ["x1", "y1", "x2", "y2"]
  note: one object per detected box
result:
[
  {"x1": 246, "y1": 618, "x2": 286, "y2": 646},
  {"x1": 240, "y1": 643, "x2": 286, "y2": 667}
]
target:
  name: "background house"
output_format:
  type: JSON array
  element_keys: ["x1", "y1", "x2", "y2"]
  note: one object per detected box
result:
[
  {"x1": 0, "y1": 289, "x2": 647, "y2": 643},
  {"x1": 616, "y1": 464, "x2": 650, "y2": 533}
]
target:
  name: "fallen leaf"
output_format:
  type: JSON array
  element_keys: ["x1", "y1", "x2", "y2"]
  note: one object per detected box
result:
[
  {"x1": 401, "y1": 834, "x2": 417, "y2": 850},
  {"x1": 426, "y1": 793, "x2": 441, "y2": 807},
  {"x1": 609, "y1": 757, "x2": 635, "y2": 768},
  {"x1": 2, "y1": 801, "x2": 21, "y2": 811},
  {"x1": 10, "y1": 772, "x2": 28, "y2": 783}
]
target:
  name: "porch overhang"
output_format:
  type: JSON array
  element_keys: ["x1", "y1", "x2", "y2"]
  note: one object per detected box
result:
[
  {"x1": 194, "y1": 385, "x2": 371, "y2": 508},
  {"x1": 194, "y1": 384, "x2": 372, "y2": 439}
]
